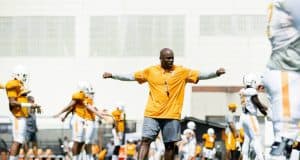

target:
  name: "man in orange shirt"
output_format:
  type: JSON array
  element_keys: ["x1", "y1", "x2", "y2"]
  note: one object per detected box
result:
[
  {"x1": 103, "y1": 48, "x2": 225, "y2": 160},
  {"x1": 111, "y1": 106, "x2": 126, "y2": 160}
]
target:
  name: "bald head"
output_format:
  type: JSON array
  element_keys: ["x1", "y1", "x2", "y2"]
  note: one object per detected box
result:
[
  {"x1": 160, "y1": 48, "x2": 173, "y2": 58},
  {"x1": 160, "y1": 48, "x2": 174, "y2": 70}
]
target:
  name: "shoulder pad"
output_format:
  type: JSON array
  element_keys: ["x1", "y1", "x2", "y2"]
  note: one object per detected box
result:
[
  {"x1": 6, "y1": 80, "x2": 21, "y2": 90},
  {"x1": 72, "y1": 92, "x2": 85, "y2": 100}
]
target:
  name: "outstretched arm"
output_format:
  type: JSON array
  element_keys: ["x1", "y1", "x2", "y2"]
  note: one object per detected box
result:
[
  {"x1": 53, "y1": 100, "x2": 76, "y2": 118},
  {"x1": 8, "y1": 97, "x2": 40, "y2": 112},
  {"x1": 199, "y1": 68, "x2": 225, "y2": 80},
  {"x1": 60, "y1": 108, "x2": 73, "y2": 122},
  {"x1": 102, "y1": 72, "x2": 136, "y2": 81},
  {"x1": 86, "y1": 105, "x2": 115, "y2": 123},
  {"x1": 251, "y1": 95, "x2": 268, "y2": 116}
]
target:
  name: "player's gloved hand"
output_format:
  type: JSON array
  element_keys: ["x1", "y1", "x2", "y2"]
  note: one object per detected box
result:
[
  {"x1": 36, "y1": 106, "x2": 42, "y2": 114},
  {"x1": 31, "y1": 104, "x2": 42, "y2": 114}
]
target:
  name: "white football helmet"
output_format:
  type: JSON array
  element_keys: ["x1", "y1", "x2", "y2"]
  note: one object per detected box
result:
[
  {"x1": 12, "y1": 65, "x2": 29, "y2": 83},
  {"x1": 187, "y1": 121, "x2": 196, "y2": 130},
  {"x1": 207, "y1": 128, "x2": 215, "y2": 136},
  {"x1": 243, "y1": 73, "x2": 261, "y2": 88},
  {"x1": 77, "y1": 81, "x2": 94, "y2": 95},
  {"x1": 115, "y1": 104, "x2": 125, "y2": 111}
]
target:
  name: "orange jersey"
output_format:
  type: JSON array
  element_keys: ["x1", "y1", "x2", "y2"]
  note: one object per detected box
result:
[
  {"x1": 98, "y1": 149, "x2": 107, "y2": 160},
  {"x1": 112, "y1": 109, "x2": 125, "y2": 132},
  {"x1": 202, "y1": 133, "x2": 216, "y2": 149},
  {"x1": 134, "y1": 65, "x2": 199, "y2": 119},
  {"x1": 84, "y1": 97, "x2": 96, "y2": 120},
  {"x1": 126, "y1": 143, "x2": 136, "y2": 156},
  {"x1": 195, "y1": 144, "x2": 202, "y2": 156},
  {"x1": 72, "y1": 91, "x2": 95, "y2": 120},
  {"x1": 5, "y1": 79, "x2": 29, "y2": 117}
]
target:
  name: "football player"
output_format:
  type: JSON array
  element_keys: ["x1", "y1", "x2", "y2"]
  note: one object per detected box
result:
[
  {"x1": 111, "y1": 105, "x2": 126, "y2": 160},
  {"x1": 54, "y1": 81, "x2": 110, "y2": 160},
  {"x1": 239, "y1": 74, "x2": 268, "y2": 160},
  {"x1": 263, "y1": 0, "x2": 300, "y2": 158},
  {"x1": 202, "y1": 128, "x2": 216, "y2": 160},
  {"x1": 5, "y1": 65, "x2": 41, "y2": 160}
]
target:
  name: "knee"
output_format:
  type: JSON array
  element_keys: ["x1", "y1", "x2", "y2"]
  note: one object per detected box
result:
[
  {"x1": 164, "y1": 142, "x2": 175, "y2": 150},
  {"x1": 84, "y1": 144, "x2": 92, "y2": 152},
  {"x1": 141, "y1": 137, "x2": 152, "y2": 145}
]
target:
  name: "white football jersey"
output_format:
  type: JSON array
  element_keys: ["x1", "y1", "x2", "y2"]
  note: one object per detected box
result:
[{"x1": 240, "y1": 88, "x2": 258, "y2": 115}]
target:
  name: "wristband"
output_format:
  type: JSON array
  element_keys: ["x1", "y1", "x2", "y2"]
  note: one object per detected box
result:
[{"x1": 21, "y1": 103, "x2": 32, "y2": 108}]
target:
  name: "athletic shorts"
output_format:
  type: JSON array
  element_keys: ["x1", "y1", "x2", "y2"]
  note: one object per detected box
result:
[
  {"x1": 12, "y1": 117, "x2": 26, "y2": 144},
  {"x1": 71, "y1": 114, "x2": 95, "y2": 144},
  {"x1": 142, "y1": 117, "x2": 181, "y2": 143}
]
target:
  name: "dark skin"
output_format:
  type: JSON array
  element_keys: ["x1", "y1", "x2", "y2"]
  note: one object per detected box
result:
[
  {"x1": 159, "y1": 48, "x2": 174, "y2": 70},
  {"x1": 103, "y1": 48, "x2": 225, "y2": 160},
  {"x1": 251, "y1": 95, "x2": 267, "y2": 116},
  {"x1": 243, "y1": 85, "x2": 268, "y2": 116}
]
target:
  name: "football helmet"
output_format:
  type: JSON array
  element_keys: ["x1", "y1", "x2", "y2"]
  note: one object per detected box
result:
[
  {"x1": 77, "y1": 81, "x2": 94, "y2": 95},
  {"x1": 12, "y1": 65, "x2": 28, "y2": 83},
  {"x1": 116, "y1": 103, "x2": 125, "y2": 111},
  {"x1": 243, "y1": 73, "x2": 261, "y2": 88},
  {"x1": 187, "y1": 121, "x2": 196, "y2": 130},
  {"x1": 207, "y1": 128, "x2": 215, "y2": 136}
]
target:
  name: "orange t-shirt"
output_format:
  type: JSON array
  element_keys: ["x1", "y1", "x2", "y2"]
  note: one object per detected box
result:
[{"x1": 134, "y1": 65, "x2": 199, "y2": 119}]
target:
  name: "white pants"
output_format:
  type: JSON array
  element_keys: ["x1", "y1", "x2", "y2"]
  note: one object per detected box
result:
[
  {"x1": 240, "y1": 113, "x2": 264, "y2": 160},
  {"x1": 112, "y1": 128, "x2": 123, "y2": 146},
  {"x1": 12, "y1": 117, "x2": 26, "y2": 144},
  {"x1": 202, "y1": 147, "x2": 216, "y2": 159},
  {"x1": 71, "y1": 114, "x2": 95, "y2": 144},
  {"x1": 263, "y1": 70, "x2": 300, "y2": 141}
]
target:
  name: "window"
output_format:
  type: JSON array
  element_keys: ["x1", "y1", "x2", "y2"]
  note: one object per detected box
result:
[
  {"x1": 0, "y1": 17, "x2": 75, "y2": 56},
  {"x1": 199, "y1": 15, "x2": 266, "y2": 36},
  {"x1": 90, "y1": 15, "x2": 185, "y2": 56}
]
